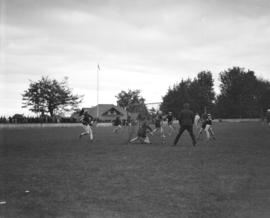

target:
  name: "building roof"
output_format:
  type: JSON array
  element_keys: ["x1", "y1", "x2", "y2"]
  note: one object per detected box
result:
[{"x1": 83, "y1": 104, "x2": 127, "y2": 118}]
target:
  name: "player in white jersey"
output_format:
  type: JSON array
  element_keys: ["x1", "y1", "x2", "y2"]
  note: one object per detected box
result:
[
  {"x1": 197, "y1": 114, "x2": 216, "y2": 141},
  {"x1": 79, "y1": 109, "x2": 94, "y2": 142},
  {"x1": 194, "y1": 113, "x2": 201, "y2": 130},
  {"x1": 152, "y1": 111, "x2": 166, "y2": 143},
  {"x1": 166, "y1": 112, "x2": 175, "y2": 136}
]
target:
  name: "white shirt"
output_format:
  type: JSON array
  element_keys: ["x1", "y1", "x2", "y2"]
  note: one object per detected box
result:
[{"x1": 194, "y1": 114, "x2": 200, "y2": 125}]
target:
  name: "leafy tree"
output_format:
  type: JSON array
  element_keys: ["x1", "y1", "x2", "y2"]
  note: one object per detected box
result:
[
  {"x1": 189, "y1": 71, "x2": 215, "y2": 113},
  {"x1": 12, "y1": 114, "x2": 25, "y2": 123},
  {"x1": 160, "y1": 71, "x2": 215, "y2": 116},
  {"x1": 22, "y1": 76, "x2": 82, "y2": 117},
  {"x1": 160, "y1": 79, "x2": 192, "y2": 116},
  {"x1": 116, "y1": 89, "x2": 145, "y2": 112},
  {"x1": 254, "y1": 78, "x2": 270, "y2": 117},
  {"x1": 215, "y1": 67, "x2": 270, "y2": 118},
  {"x1": 115, "y1": 89, "x2": 149, "y2": 119}
]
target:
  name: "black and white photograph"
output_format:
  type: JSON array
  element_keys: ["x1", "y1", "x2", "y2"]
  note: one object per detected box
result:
[{"x1": 1, "y1": 0, "x2": 270, "y2": 217}]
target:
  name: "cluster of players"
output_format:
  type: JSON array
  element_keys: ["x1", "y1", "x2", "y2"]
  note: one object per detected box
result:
[{"x1": 78, "y1": 102, "x2": 217, "y2": 146}]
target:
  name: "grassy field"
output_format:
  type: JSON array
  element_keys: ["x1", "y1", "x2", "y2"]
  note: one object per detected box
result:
[{"x1": 1, "y1": 122, "x2": 270, "y2": 218}]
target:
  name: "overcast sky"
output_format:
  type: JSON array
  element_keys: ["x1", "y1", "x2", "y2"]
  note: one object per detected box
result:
[{"x1": 1, "y1": 0, "x2": 270, "y2": 116}]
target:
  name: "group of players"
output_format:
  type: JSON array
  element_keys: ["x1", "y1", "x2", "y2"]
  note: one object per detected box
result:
[{"x1": 78, "y1": 102, "x2": 216, "y2": 146}]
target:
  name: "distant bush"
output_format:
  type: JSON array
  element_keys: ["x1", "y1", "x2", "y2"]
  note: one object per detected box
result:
[{"x1": 0, "y1": 115, "x2": 80, "y2": 124}]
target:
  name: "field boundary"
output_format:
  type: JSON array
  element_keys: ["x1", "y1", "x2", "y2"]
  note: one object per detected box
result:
[
  {"x1": 216, "y1": 118, "x2": 261, "y2": 122},
  {"x1": 0, "y1": 119, "x2": 261, "y2": 129},
  {"x1": 0, "y1": 123, "x2": 113, "y2": 129}
]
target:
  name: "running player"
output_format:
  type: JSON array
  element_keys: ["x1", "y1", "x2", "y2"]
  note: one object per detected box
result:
[
  {"x1": 79, "y1": 109, "x2": 94, "y2": 142},
  {"x1": 152, "y1": 111, "x2": 166, "y2": 143},
  {"x1": 129, "y1": 119, "x2": 153, "y2": 144},
  {"x1": 172, "y1": 103, "x2": 196, "y2": 146},
  {"x1": 126, "y1": 114, "x2": 132, "y2": 127},
  {"x1": 166, "y1": 112, "x2": 175, "y2": 136},
  {"x1": 197, "y1": 113, "x2": 216, "y2": 141},
  {"x1": 194, "y1": 112, "x2": 201, "y2": 130},
  {"x1": 113, "y1": 116, "x2": 122, "y2": 133}
]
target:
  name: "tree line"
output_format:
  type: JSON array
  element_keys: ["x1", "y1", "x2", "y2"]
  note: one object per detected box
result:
[
  {"x1": 20, "y1": 66, "x2": 270, "y2": 120},
  {"x1": 160, "y1": 67, "x2": 270, "y2": 118}
]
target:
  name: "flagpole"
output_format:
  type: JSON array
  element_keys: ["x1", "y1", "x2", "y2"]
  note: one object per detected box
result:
[{"x1": 96, "y1": 64, "x2": 100, "y2": 119}]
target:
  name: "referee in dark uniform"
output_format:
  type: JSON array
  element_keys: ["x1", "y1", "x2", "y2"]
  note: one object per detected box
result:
[{"x1": 172, "y1": 103, "x2": 196, "y2": 146}]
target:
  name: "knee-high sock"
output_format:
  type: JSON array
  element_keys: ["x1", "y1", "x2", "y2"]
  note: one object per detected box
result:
[
  {"x1": 205, "y1": 125, "x2": 210, "y2": 140},
  {"x1": 89, "y1": 127, "x2": 93, "y2": 140}
]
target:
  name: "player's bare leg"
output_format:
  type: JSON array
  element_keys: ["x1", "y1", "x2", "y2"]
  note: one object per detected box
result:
[
  {"x1": 168, "y1": 124, "x2": 175, "y2": 136},
  {"x1": 129, "y1": 137, "x2": 138, "y2": 143},
  {"x1": 89, "y1": 127, "x2": 94, "y2": 141},
  {"x1": 197, "y1": 128, "x2": 203, "y2": 141},
  {"x1": 152, "y1": 127, "x2": 163, "y2": 137},
  {"x1": 79, "y1": 125, "x2": 93, "y2": 142},
  {"x1": 127, "y1": 124, "x2": 137, "y2": 143},
  {"x1": 160, "y1": 127, "x2": 166, "y2": 144},
  {"x1": 205, "y1": 125, "x2": 211, "y2": 140},
  {"x1": 113, "y1": 125, "x2": 122, "y2": 133},
  {"x1": 79, "y1": 132, "x2": 88, "y2": 139},
  {"x1": 152, "y1": 128, "x2": 158, "y2": 134},
  {"x1": 209, "y1": 127, "x2": 216, "y2": 140},
  {"x1": 143, "y1": 136, "x2": 151, "y2": 144}
]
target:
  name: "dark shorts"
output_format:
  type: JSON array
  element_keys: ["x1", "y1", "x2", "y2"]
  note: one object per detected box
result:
[
  {"x1": 201, "y1": 121, "x2": 207, "y2": 129},
  {"x1": 82, "y1": 122, "x2": 92, "y2": 126},
  {"x1": 155, "y1": 121, "x2": 161, "y2": 128},
  {"x1": 137, "y1": 129, "x2": 146, "y2": 138},
  {"x1": 113, "y1": 121, "x2": 121, "y2": 126}
]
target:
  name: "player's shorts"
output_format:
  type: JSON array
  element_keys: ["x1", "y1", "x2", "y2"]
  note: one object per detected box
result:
[
  {"x1": 201, "y1": 121, "x2": 207, "y2": 129},
  {"x1": 155, "y1": 121, "x2": 161, "y2": 128},
  {"x1": 137, "y1": 128, "x2": 146, "y2": 138},
  {"x1": 168, "y1": 121, "x2": 173, "y2": 125},
  {"x1": 113, "y1": 119, "x2": 121, "y2": 126},
  {"x1": 82, "y1": 121, "x2": 93, "y2": 126}
]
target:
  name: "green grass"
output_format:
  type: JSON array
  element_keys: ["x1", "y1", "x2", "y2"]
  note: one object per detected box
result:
[{"x1": 1, "y1": 122, "x2": 270, "y2": 218}]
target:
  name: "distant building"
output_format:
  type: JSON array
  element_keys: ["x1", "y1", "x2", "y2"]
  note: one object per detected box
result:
[{"x1": 83, "y1": 104, "x2": 137, "y2": 122}]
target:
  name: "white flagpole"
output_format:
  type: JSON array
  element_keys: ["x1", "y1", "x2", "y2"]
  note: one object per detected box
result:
[{"x1": 97, "y1": 64, "x2": 100, "y2": 118}]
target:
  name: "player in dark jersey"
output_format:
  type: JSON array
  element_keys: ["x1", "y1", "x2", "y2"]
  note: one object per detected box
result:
[
  {"x1": 166, "y1": 112, "x2": 175, "y2": 136},
  {"x1": 152, "y1": 111, "x2": 166, "y2": 143},
  {"x1": 129, "y1": 119, "x2": 153, "y2": 144},
  {"x1": 126, "y1": 115, "x2": 132, "y2": 127},
  {"x1": 197, "y1": 113, "x2": 216, "y2": 141},
  {"x1": 113, "y1": 116, "x2": 122, "y2": 133},
  {"x1": 79, "y1": 109, "x2": 94, "y2": 141},
  {"x1": 172, "y1": 103, "x2": 196, "y2": 146}
]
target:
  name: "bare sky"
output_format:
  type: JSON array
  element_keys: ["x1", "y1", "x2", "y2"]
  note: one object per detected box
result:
[{"x1": 1, "y1": 0, "x2": 270, "y2": 116}]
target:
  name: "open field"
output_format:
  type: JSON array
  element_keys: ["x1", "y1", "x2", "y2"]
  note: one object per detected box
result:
[{"x1": 1, "y1": 122, "x2": 270, "y2": 218}]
